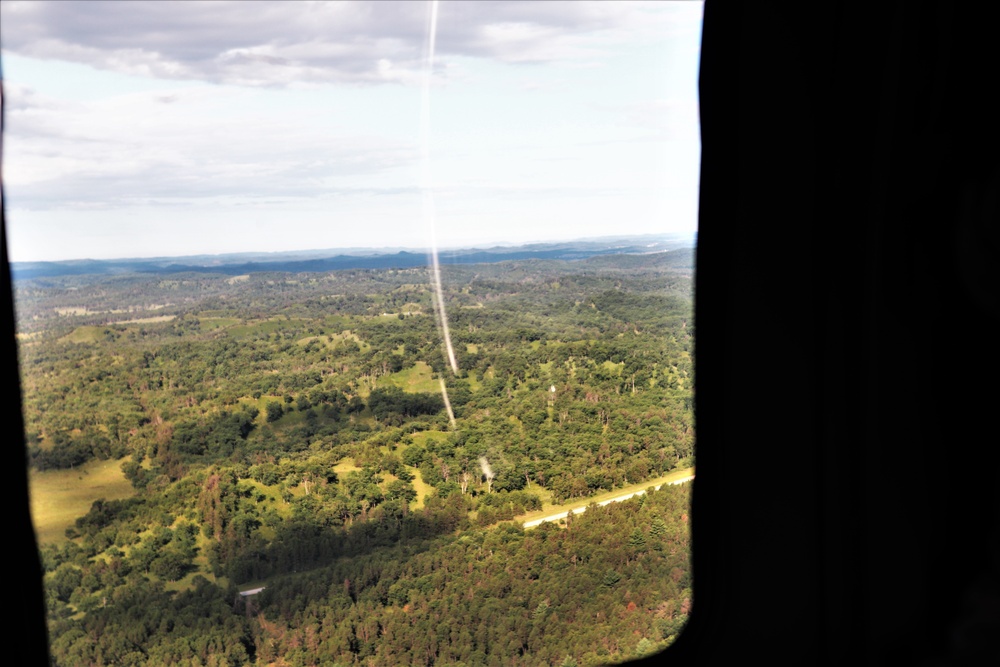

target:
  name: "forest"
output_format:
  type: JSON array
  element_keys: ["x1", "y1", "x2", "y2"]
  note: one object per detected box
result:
[{"x1": 17, "y1": 248, "x2": 694, "y2": 666}]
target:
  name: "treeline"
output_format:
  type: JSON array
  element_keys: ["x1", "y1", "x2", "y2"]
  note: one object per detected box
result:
[
  {"x1": 47, "y1": 576, "x2": 255, "y2": 666},
  {"x1": 46, "y1": 482, "x2": 692, "y2": 666},
  {"x1": 250, "y1": 482, "x2": 691, "y2": 666},
  {"x1": 369, "y1": 386, "x2": 445, "y2": 425},
  {"x1": 14, "y1": 256, "x2": 690, "y2": 334},
  {"x1": 41, "y1": 484, "x2": 485, "y2": 666}
]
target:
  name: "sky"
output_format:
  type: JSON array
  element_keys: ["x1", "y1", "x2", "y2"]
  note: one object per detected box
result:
[{"x1": 0, "y1": 0, "x2": 703, "y2": 262}]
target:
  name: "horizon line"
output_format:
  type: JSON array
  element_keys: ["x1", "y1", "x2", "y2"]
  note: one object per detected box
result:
[{"x1": 12, "y1": 230, "x2": 698, "y2": 265}]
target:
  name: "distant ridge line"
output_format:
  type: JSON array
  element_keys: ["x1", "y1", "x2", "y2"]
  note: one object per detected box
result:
[{"x1": 12, "y1": 238, "x2": 695, "y2": 281}]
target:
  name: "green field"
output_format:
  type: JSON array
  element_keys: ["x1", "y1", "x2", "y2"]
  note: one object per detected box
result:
[
  {"x1": 165, "y1": 530, "x2": 229, "y2": 592},
  {"x1": 28, "y1": 458, "x2": 135, "y2": 544},
  {"x1": 294, "y1": 333, "x2": 366, "y2": 355},
  {"x1": 407, "y1": 467, "x2": 433, "y2": 509},
  {"x1": 61, "y1": 326, "x2": 107, "y2": 344},
  {"x1": 200, "y1": 317, "x2": 240, "y2": 330},
  {"x1": 299, "y1": 329, "x2": 369, "y2": 351},
  {"x1": 332, "y1": 457, "x2": 430, "y2": 511},
  {"x1": 601, "y1": 360, "x2": 624, "y2": 374},
  {"x1": 333, "y1": 458, "x2": 363, "y2": 476},
  {"x1": 226, "y1": 317, "x2": 311, "y2": 339},
  {"x1": 406, "y1": 429, "x2": 449, "y2": 447},
  {"x1": 377, "y1": 360, "x2": 439, "y2": 394}
]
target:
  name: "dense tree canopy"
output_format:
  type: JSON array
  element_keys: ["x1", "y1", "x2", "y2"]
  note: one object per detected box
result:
[{"x1": 19, "y1": 253, "x2": 694, "y2": 665}]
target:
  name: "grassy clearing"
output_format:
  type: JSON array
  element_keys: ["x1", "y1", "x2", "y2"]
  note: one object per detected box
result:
[
  {"x1": 380, "y1": 471, "x2": 413, "y2": 509},
  {"x1": 237, "y1": 478, "x2": 292, "y2": 521},
  {"x1": 408, "y1": 467, "x2": 432, "y2": 510},
  {"x1": 240, "y1": 478, "x2": 283, "y2": 502},
  {"x1": 296, "y1": 335, "x2": 324, "y2": 347},
  {"x1": 226, "y1": 321, "x2": 273, "y2": 338},
  {"x1": 407, "y1": 430, "x2": 449, "y2": 447},
  {"x1": 29, "y1": 458, "x2": 135, "y2": 544},
  {"x1": 514, "y1": 467, "x2": 695, "y2": 526},
  {"x1": 165, "y1": 531, "x2": 227, "y2": 592},
  {"x1": 378, "y1": 361, "x2": 438, "y2": 394},
  {"x1": 200, "y1": 317, "x2": 240, "y2": 330},
  {"x1": 306, "y1": 329, "x2": 368, "y2": 351},
  {"x1": 272, "y1": 408, "x2": 308, "y2": 429},
  {"x1": 227, "y1": 318, "x2": 308, "y2": 338},
  {"x1": 320, "y1": 314, "x2": 352, "y2": 329},
  {"x1": 341, "y1": 331, "x2": 368, "y2": 350},
  {"x1": 239, "y1": 394, "x2": 285, "y2": 427},
  {"x1": 244, "y1": 394, "x2": 342, "y2": 433},
  {"x1": 297, "y1": 330, "x2": 367, "y2": 351},
  {"x1": 601, "y1": 360, "x2": 624, "y2": 374},
  {"x1": 61, "y1": 326, "x2": 106, "y2": 344},
  {"x1": 119, "y1": 315, "x2": 176, "y2": 324},
  {"x1": 333, "y1": 458, "x2": 362, "y2": 476}
]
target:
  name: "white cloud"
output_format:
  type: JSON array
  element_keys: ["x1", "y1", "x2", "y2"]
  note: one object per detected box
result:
[
  {"x1": 0, "y1": 1, "x2": 699, "y2": 87},
  {"x1": 0, "y1": 1, "x2": 703, "y2": 261},
  {"x1": 3, "y1": 82, "x2": 419, "y2": 209}
]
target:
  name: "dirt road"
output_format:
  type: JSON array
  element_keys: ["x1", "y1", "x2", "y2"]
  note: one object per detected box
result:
[{"x1": 522, "y1": 474, "x2": 695, "y2": 529}]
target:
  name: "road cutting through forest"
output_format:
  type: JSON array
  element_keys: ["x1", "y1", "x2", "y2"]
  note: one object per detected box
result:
[{"x1": 522, "y1": 473, "x2": 695, "y2": 529}]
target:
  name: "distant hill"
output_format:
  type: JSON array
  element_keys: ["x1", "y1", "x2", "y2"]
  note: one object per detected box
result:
[{"x1": 11, "y1": 233, "x2": 695, "y2": 280}]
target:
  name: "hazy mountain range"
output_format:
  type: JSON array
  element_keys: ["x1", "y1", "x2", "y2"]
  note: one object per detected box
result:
[{"x1": 12, "y1": 233, "x2": 696, "y2": 280}]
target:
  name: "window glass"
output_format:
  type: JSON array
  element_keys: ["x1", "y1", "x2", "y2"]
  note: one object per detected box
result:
[{"x1": 3, "y1": 2, "x2": 701, "y2": 664}]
